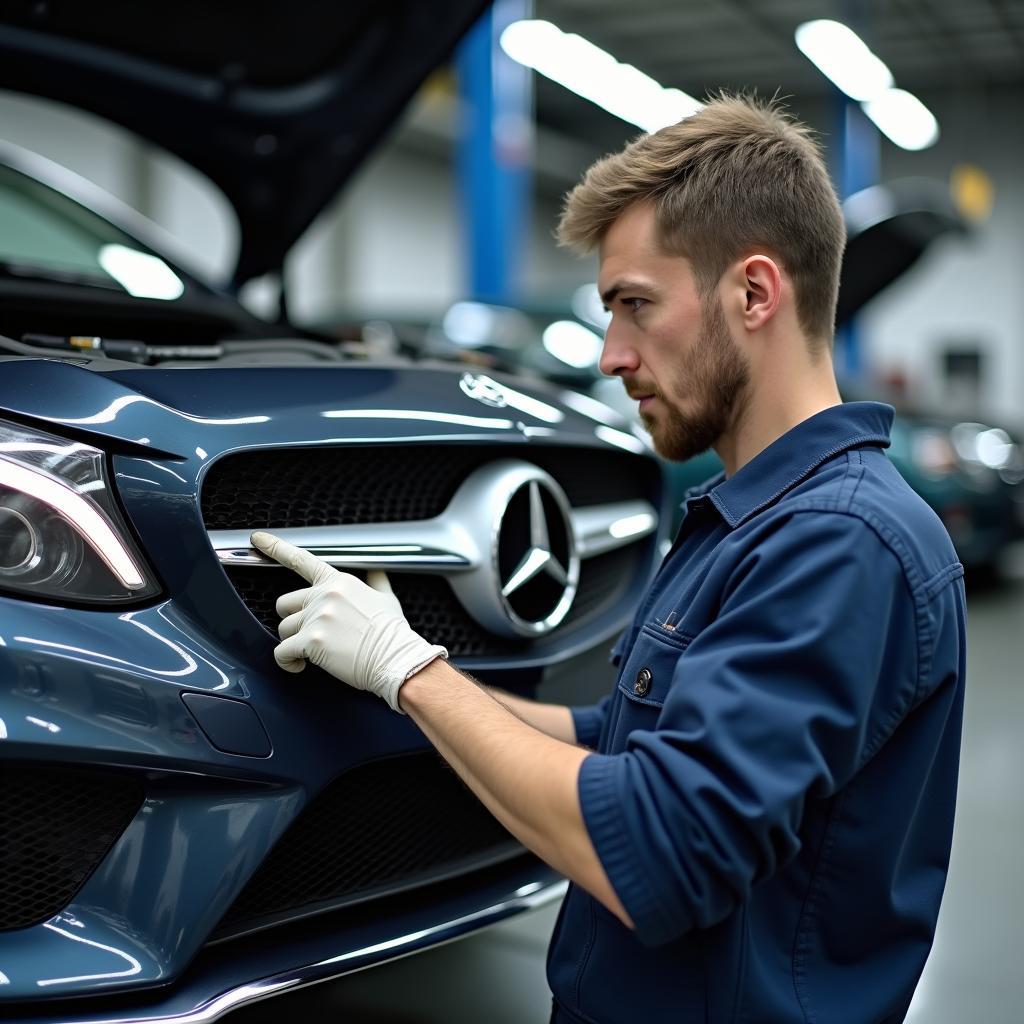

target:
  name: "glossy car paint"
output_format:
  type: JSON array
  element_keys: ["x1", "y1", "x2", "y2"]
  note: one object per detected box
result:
[
  {"x1": 0, "y1": 4, "x2": 661, "y2": 1019},
  {"x1": 8, "y1": 875, "x2": 568, "y2": 1024},
  {"x1": 0, "y1": 357, "x2": 662, "y2": 1012}
]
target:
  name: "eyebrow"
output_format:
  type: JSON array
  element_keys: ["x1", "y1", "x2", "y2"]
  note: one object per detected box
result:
[{"x1": 600, "y1": 279, "x2": 655, "y2": 307}]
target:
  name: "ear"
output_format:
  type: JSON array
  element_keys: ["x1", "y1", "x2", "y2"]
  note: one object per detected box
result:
[{"x1": 738, "y1": 254, "x2": 782, "y2": 331}]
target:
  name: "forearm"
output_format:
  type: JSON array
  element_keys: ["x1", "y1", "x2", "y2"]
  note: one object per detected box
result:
[
  {"x1": 486, "y1": 687, "x2": 577, "y2": 744},
  {"x1": 246, "y1": 532, "x2": 628, "y2": 924},
  {"x1": 402, "y1": 659, "x2": 632, "y2": 928}
]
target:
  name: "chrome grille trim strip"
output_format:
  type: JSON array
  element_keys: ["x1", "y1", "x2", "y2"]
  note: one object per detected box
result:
[
  {"x1": 209, "y1": 499, "x2": 657, "y2": 571},
  {"x1": 571, "y1": 500, "x2": 659, "y2": 558}
]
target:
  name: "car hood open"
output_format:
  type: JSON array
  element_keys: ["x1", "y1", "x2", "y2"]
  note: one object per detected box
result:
[
  {"x1": 0, "y1": 0, "x2": 488, "y2": 288},
  {"x1": 838, "y1": 177, "x2": 968, "y2": 324}
]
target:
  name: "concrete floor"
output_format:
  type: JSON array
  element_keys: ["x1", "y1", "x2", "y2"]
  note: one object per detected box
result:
[{"x1": 231, "y1": 556, "x2": 1024, "y2": 1024}]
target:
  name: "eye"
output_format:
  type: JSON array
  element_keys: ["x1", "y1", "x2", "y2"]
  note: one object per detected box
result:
[{"x1": 624, "y1": 297, "x2": 647, "y2": 313}]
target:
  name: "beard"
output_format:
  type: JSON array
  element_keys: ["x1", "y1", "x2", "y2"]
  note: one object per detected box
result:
[{"x1": 637, "y1": 297, "x2": 750, "y2": 462}]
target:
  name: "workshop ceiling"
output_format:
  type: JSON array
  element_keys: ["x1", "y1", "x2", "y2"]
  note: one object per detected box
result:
[{"x1": 533, "y1": 0, "x2": 1024, "y2": 138}]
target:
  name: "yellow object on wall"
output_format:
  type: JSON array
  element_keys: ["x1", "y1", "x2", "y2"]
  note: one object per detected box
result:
[{"x1": 951, "y1": 164, "x2": 995, "y2": 222}]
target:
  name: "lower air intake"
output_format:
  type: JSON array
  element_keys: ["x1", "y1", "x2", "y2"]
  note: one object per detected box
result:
[
  {"x1": 215, "y1": 751, "x2": 522, "y2": 938},
  {"x1": 0, "y1": 763, "x2": 144, "y2": 931}
]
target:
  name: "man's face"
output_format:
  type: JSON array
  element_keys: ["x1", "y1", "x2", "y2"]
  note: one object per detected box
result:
[{"x1": 597, "y1": 202, "x2": 750, "y2": 462}]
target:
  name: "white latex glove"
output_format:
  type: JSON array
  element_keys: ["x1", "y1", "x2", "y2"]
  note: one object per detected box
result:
[{"x1": 250, "y1": 531, "x2": 447, "y2": 712}]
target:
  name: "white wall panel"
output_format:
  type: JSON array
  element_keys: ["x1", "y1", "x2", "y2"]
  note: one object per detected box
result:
[{"x1": 858, "y1": 87, "x2": 1024, "y2": 425}]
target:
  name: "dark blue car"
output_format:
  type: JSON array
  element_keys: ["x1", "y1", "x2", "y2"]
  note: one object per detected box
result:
[{"x1": 0, "y1": 7, "x2": 668, "y2": 1020}]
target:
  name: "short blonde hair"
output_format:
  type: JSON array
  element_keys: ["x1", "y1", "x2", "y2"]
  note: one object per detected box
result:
[{"x1": 558, "y1": 94, "x2": 846, "y2": 343}]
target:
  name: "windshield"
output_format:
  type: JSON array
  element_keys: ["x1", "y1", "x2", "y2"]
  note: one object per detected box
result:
[{"x1": 0, "y1": 162, "x2": 188, "y2": 300}]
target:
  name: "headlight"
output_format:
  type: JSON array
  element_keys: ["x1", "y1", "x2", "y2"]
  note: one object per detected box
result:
[{"x1": 0, "y1": 419, "x2": 160, "y2": 604}]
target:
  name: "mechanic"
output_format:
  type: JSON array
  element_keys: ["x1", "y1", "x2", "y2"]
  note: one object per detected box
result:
[{"x1": 251, "y1": 94, "x2": 967, "y2": 1024}]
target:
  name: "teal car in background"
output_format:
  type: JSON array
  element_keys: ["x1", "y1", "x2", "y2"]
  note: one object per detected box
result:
[
  {"x1": 882, "y1": 411, "x2": 1022, "y2": 574},
  {"x1": 653, "y1": 404, "x2": 1022, "y2": 574}
]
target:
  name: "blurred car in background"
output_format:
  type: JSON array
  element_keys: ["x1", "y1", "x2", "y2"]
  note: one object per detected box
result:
[{"x1": 887, "y1": 414, "x2": 1024, "y2": 570}]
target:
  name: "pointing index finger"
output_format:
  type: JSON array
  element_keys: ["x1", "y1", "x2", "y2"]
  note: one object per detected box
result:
[{"x1": 250, "y1": 531, "x2": 337, "y2": 586}]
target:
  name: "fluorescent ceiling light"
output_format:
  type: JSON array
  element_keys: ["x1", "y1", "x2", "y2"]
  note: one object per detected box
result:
[
  {"x1": 795, "y1": 20, "x2": 939, "y2": 151},
  {"x1": 862, "y1": 88, "x2": 940, "y2": 151},
  {"x1": 542, "y1": 320, "x2": 603, "y2": 369},
  {"x1": 500, "y1": 20, "x2": 702, "y2": 133},
  {"x1": 795, "y1": 20, "x2": 893, "y2": 101}
]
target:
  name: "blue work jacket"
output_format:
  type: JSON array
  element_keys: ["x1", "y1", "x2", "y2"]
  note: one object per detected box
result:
[{"x1": 548, "y1": 402, "x2": 967, "y2": 1024}]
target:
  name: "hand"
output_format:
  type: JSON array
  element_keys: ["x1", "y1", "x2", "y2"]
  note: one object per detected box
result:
[{"x1": 249, "y1": 531, "x2": 447, "y2": 712}]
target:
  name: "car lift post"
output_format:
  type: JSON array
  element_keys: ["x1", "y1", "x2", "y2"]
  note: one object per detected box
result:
[
  {"x1": 833, "y1": 90, "x2": 881, "y2": 383},
  {"x1": 456, "y1": 0, "x2": 532, "y2": 306}
]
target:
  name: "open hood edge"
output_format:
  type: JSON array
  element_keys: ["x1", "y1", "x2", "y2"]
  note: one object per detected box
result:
[{"x1": 0, "y1": 2, "x2": 489, "y2": 288}]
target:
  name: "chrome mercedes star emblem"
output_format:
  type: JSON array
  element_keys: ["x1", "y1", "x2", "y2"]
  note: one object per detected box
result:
[
  {"x1": 459, "y1": 372, "x2": 508, "y2": 408},
  {"x1": 501, "y1": 481, "x2": 569, "y2": 598},
  {"x1": 493, "y1": 471, "x2": 578, "y2": 635},
  {"x1": 434, "y1": 460, "x2": 579, "y2": 638}
]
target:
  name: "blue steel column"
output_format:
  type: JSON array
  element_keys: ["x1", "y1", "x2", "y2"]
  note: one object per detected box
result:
[
  {"x1": 456, "y1": 0, "x2": 532, "y2": 305},
  {"x1": 832, "y1": 91, "x2": 880, "y2": 381}
]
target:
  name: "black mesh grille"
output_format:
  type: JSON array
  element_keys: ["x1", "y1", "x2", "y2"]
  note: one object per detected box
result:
[
  {"x1": 216, "y1": 752, "x2": 521, "y2": 937},
  {"x1": 563, "y1": 543, "x2": 639, "y2": 626},
  {"x1": 390, "y1": 574, "x2": 524, "y2": 657},
  {"x1": 0, "y1": 763, "x2": 144, "y2": 931},
  {"x1": 224, "y1": 543, "x2": 642, "y2": 657},
  {"x1": 200, "y1": 444, "x2": 657, "y2": 530}
]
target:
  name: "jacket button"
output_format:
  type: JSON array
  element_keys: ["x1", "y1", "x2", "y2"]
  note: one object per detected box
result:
[{"x1": 634, "y1": 667, "x2": 652, "y2": 697}]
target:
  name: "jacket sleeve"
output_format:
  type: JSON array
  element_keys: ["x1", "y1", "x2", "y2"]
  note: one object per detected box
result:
[
  {"x1": 569, "y1": 628, "x2": 629, "y2": 748},
  {"x1": 577, "y1": 511, "x2": 921, "y2": 946},
  {"x1": 570, "y1": 695, "x2": 612, "y2": 749}
]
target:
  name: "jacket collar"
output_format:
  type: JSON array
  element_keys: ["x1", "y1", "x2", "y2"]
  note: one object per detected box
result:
[{"x1": 697, "y1": 401, "x2": 894, "y2": 529}]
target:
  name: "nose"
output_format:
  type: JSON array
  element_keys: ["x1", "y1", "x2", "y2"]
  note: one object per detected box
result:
[{"x1": 598, "y1": 321, "x2": 640, "y2": 378}]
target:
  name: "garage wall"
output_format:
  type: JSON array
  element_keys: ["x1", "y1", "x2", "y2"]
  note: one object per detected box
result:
[
  {"x1": 523, "y1": 192, "x2": 596, "y2": 302},
  {"x1": 2, "y1": 86, "x2": 1020, "y2": 427},
  {"x1": 286, "y1": 142, "x2": 461, "y2": 324},
  {"x1": 285, "y1": 126, "x2": 596, "y2": 324},
  {"x1": 0, "y1": 88, "x2": 593, "y2": 326},
  {"x1": 858, "y1": 86, "x2": 1024, "y2": 426},
  {"x1": 0, "y1": 92, "x2": 237, "y2": 285},
  {"x1": 0, "y1": 93, "x2": 143, "y2": 208},
  {"x1": 294, "y1": 86, "x2": 1024, "y2": 430}
]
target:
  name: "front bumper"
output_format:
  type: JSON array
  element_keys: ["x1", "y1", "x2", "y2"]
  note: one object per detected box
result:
[
  {"x1": 0, "y1": 591, "x2": 563, "y2": 1005},
  {"x1": 1, "y1": 869, "x2": 567, "y2": 1024},
  {"x1": 0, "y1": 361, "x2": 661, "y2": 1015}
]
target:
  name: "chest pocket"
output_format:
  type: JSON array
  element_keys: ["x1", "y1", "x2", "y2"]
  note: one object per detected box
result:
[{"x1": 606, "y1": 623, "x2": 692, "y2": 754}]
